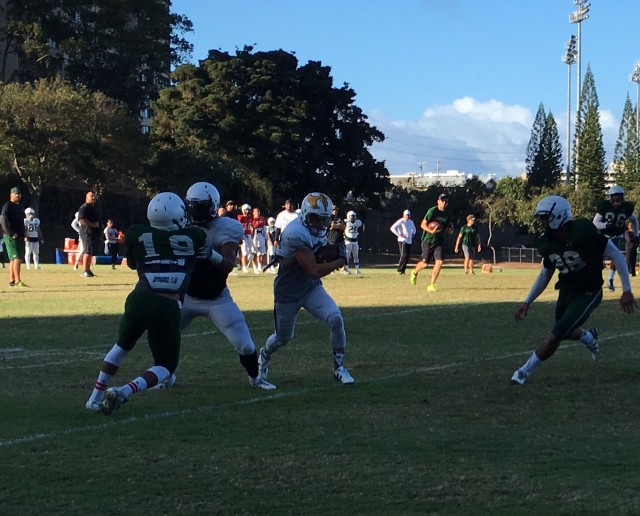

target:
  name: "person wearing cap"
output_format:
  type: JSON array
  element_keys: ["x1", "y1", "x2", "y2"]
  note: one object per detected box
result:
[
  {"x1": 454, "y1": 214, "x2": 482, "y2": 275},
  {"x1": 223, "y1": 200, "x2": 238, "y2": 219},
  {"x1": 274, "y1": 199, "x2": 299, "y2": 242},
  {"x1": 410, "y1": 193, "x2": 453, "y2": 292},
  {"x1": 390, "y1": 209, "x2": 417, "y2": 275},
  {"x1": 0, "y1": 186, "x2": 27, "y2": 286},
  {"x1": 327, "y1": 205, "x2": 345, "y2": 245}
]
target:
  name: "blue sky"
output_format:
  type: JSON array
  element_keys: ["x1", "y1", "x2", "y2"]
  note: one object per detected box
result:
[{"x1": 170, "y1": 1, "x2": 640, "y2": 177}]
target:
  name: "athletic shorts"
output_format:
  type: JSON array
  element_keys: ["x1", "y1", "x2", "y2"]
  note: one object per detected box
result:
[
  {"x1": 552, "y1": 288, "x2": 602, "y2": 340},
  {"x1": 420, "y1": 241, "x2": 443, "y2": 263},
  {"x1": 462, "y1": 244, "x2": 477, "y2": 260},
  {"x1": 3, "y1": 235, "x2": 25, "y2": 261}
]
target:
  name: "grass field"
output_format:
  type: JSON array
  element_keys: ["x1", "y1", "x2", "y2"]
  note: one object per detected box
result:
[{"x1": 1, "y1": 262, "x2": 639, "y2": 515}]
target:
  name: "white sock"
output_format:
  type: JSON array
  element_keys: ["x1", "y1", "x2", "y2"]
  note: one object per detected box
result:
[
  {"x1": 520, "y1": 352, "x2": 542, "y2": 376},
  {"x1": 608, "y1": 270, "x2": 615, "y2": 282}
]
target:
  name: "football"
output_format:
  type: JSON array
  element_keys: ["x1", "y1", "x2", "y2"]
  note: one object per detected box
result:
[
  {"x1": 315, "y1": 243, "x2": 342, "y2": 263},
  {"x1": 427, "y1": 220, "x2": 442, "y2": 233}
]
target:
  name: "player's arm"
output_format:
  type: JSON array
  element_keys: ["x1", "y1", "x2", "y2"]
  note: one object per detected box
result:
[
  {"x1": 592, "y1": 213, "x2": 607, "y2": 231},
  {"x1": 630, "y1": 213, "x2": 639, "y2": 237},
  {"x1": 603, "y1": 239, "x2": 636, "y2": 313},
  {"x1": 454, "y1": 232, "x2": 462, "y2": 252},
  {"x1": 515, "y1": 265, "x2": 554, "y2": 321},
  {"x1": 217, "y1": 241, "x2": 240, "y2": 273},
  {"x1": 294, "y1": 246, "x2": 345, "y2": 279}
]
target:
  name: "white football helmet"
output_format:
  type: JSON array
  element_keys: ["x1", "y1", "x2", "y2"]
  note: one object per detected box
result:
[
  {"x1": 267, "y1": 217, "x2": 276, "y2": 225},
  {"x1": 534, "y1": 195, "x2": 572, "y2": 230},
  {"x1": 609, "y1": 185, "x2": 624, "y2": 206},
  {"x1": 147, "y1": 192, "x2": 188, "y2": 231},
  {"x1": 24, "y1": 207, "x2": 35, "y2": 218},
  {"x1": 300, "y1": 192, "x2": 334, "y2": 237},
  {"x1": 347, "y1": 210, "x2": 356, "y2": 222},
  {"x1": 185, "y1": 181, "x2": 220, "y2": 225},
  {"x1": 241, "y1": 203, "x2": 251, "y2": 213}
]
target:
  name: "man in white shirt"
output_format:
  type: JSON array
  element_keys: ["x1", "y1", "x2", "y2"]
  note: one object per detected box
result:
[
  {"x1": 390, "y1": 209, "x2": 417, "y2": 275},
  {"x1": 274, "y1": 199, "x2": 299, "y2": 243}
]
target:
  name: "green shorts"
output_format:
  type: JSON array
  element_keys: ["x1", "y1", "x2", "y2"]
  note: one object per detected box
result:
[
  {"x1": 117, "y1": 288, "x2": 183, "y2": 372},
  {"x1": 3, "y1": 235, "x2": 25, "y2": 261},
  {"x1": 553, "y1": 289, "x2": 603, "y2": 339}
]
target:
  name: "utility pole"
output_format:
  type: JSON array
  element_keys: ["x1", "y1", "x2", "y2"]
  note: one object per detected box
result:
[{"x1": 562, "y1": 35, "x2": 577, "y2": 184}]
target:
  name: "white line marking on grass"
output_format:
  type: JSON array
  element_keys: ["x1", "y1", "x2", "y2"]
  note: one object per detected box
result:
[{"x1": 2, "y1": 329, "x2": 639, "y2": 449}]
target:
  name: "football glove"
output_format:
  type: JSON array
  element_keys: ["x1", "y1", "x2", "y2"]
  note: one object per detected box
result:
[{"x1": 197, "y1": 245, "x2": 223, "y2": 265}]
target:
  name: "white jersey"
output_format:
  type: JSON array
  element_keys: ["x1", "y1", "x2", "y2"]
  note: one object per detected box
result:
[
  {"x1": 24, "y1": 217, "x2": 41, "y2": 240},
  {"x1": 274, "y1": 210, "x2": 299, "y2": 233},
  {"x1": 71, "y1": 216, "x2": 81, "y2": 234},
  {"x1": 344, "y1": 219, "x2": 362, "y2": 242},
  {"x1": 275, "y1": 217, "x2": 325, "y2": 303}
]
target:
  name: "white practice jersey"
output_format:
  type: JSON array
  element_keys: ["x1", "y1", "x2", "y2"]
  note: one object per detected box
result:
[
  {"x1": 275, "y1": 217, "x2": 326, "y2": 303},
  {"x1": 344, "y1": 219, "x2": 362, "y2": 241},
  {"x1": 24, "y1": 217, "x2": 41, "y2": 239}
]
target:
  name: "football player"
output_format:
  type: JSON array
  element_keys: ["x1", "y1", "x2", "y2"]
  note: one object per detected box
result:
[
  {"x1": 511, "y1": 196, "x2": 636, "y2": 386},
  {"x1": 343, "y1": 210, "x2": 363, "y2": 275},
  {"x1": 251, "y1": 206, "x2": 267, "y2": 273},
  {"x1": 237, "y1": 203, "x2": 254, "y2": 273},
  {"x1": 85, "y1": 192, "x2": 206, "y2": 414},
  {"x1": 178, "y1": 182, "x2": 276, "y2": 390},
  {"x1": 265, "y1": 216, "x2": 278, "y2": 273},
  {"x1": 410, "y1": 193, "x2": 453, "y2": 291},
  {"x1": 258, "y1": 192, "x2": 355, "y2": 385},
  {"x1": 592, "y1": 185, "x2": 639, "y2": 292},
  {"x1": 23, "y1": 207, "x2": 43, "y2": 270}
]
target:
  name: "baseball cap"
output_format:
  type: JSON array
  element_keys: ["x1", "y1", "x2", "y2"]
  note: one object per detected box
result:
[
  {"x1": 10, "y1": 187, "x2": 21, "y2": 194},
  {"x1": 467, "y1": 214, "x2": 475, "y2": 221},
  {"x1": 403, "y1": 209, "x2": 411, "y2": 215},
  {"x1": 225, "y1": 200, "x2": 235, "y2": 206},
  {"x1": 438, "y1": 193, "x2": 448, "y2": 200}
]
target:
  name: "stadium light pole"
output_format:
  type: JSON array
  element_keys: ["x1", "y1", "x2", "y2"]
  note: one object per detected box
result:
[
  {"x1": 630, "y1": 60, "x2": 640, "y2": 142},
  {"x1": 569, "y1": 1, "x2": 589, "y2": 187},
  {"x1": 562, "y1": 36, "x2": 577, "y2": 184},
  {"x1": 630, "y1": 60, "x2": 640, "y2": 178}
]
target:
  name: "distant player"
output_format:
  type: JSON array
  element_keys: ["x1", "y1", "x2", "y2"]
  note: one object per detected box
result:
[
  {"x1": 343, "y1": 210, "x2": 363, "y2": 275},
  {"x1": 265, "y1": 216, "x2": 278, "y2": 273},
  {"x1": 85, "y1": 192, "x2": 205, "y2": 414},
  {"x1": 592, "y1": 185, "x2": 638, "y2": 292},
  {"x1": 237, "y1": 203, "x2": 254, "y2": 273},
  {"x1": 251, "y1": 206, "x2": 267, "y2": 273},
  {"x1": 24, "y1": 207, "x2": 43, "y2": 270}
]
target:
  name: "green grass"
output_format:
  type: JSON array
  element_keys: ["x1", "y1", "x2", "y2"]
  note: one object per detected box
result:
[{"x1": 1, "y1": 263, "x2": 640, "y2": 515}]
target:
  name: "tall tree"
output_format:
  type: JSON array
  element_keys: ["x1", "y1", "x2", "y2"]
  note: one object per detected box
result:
[
  {"x1": 0, "y1": 78, "x2": 146, "y2": 212},
  {"x1": 153, "y1": 46, "x2": 389, "y2": 208},
  {"x1": 525, "y1": 103, "x2": 546, "y2": 185},
  {"x1": 526, "y1": 107, "x2": 563, "y2": 190},
  {"x1": 572, "y1": 66, "x2": 606, "y2": 194},
  {"x1": 0, "y1": 0, "x2": 193, "y2": 117},
  {"x1": 613, "y1": 93, "x2": 640, "y2": 189}
]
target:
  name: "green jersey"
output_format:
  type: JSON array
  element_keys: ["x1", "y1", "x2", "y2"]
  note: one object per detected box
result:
[
  {"x1": 125, "y1": 224, "x2": 205, "y2": 295},
  {"x1": 537, "y1": 218, "x2": 608, "y2": 293},
  {"x1": 459, "y1": 225, "x2": 479, "y2": 246},
  {"x1": 422, "y1": 205, "x2": 452, "y2": 244},
  {"x1": 595, "y1": 199, "x2": 635, "y2": 237}
]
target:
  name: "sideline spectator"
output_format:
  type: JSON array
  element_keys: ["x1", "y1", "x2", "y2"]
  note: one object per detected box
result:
[
  {"x1": 252, "y1": 206, "x2": 267, "y2": 273},
  {"x1": 237, "y1": 203, "x2": 254, "y2": 273},
  {"x1": 71, "y1": 211, "x2": 85, "y2": 270},
  {"x1": 78, "y1": 191, "x2": 101, "y2": 278},
  {"x1": 104, "y1": 219, "x2": 120, "y2": 270},
  {"x1": 343, "y1": 210, "x2": 363, "y2": 275},
  {"x1": 327, "y1": 205, "x2": 345, "y2": 244},
  {"x1": 454, "y1": 214, "x2": 481, "y2": 275},
  {"x1": 0, "y1": 187, "x2": 26, "y2": 287},
  {"x1": 390, "y1": 209, "x2": 416, "y2": 275},
  {"x1": 24, "y1": 207, "x2": 43, "y2": 270},
  {"x1": 274, "y1": 199, "x2": 299, "y2": 242}
]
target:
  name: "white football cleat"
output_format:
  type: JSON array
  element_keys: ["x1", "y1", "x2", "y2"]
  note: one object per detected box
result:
[
  {"x1": 584, "y1": 328, "x2": 600, "y2": 361},
  {"x1": 85, "y1": 399, "x2": 103, "y2": 414},
  {"x1": 151, "y1": 373, "x2": 176, "y2": 390},
  {"x1": 510, "y1": 369, "x2": 528, "y2": 385},
  {"x1": 258, "y1": 347, "x2": 271, "y2": 380},
  {"x1": 334, "y1": 366, "x2": 355, "y2": 385},
  {"x1": 249, "y1": 376, "x2": 277, "y2": 390}
]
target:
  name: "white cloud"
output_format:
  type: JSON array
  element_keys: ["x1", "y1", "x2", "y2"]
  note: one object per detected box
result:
[{"x1": 369, "y1": 98, "x2": 622, "y2": 177}]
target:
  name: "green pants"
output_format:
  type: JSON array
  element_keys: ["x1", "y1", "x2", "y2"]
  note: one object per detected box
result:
[{"x1": 553, "y1": 288, "x2": 602, "y2": 339}]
